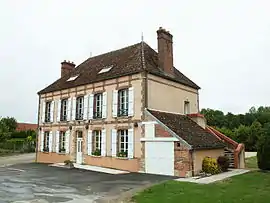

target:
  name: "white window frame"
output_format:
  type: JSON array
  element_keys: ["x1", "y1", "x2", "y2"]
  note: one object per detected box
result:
[
  {"x1": 60, "y1": 99, "x2": 68, "y2": 121},
  {"x1": 118, "y1": 129, "x2": 128, "y2": 157},
  {"x1": 93, "y1": 93, "x2": 103, "y2": 119},
  {"x1": 43, "y1": 131, "x2": 50, "y2": 152},
  {"x1": 59, "y1": 131, "x2": 66, "y2": 153},
  {"x1": 76, "y1": 96, "x2": 84, "y2": 120},
  {"x1": 94, "y1": 130, "x2": 102, "y2": 152},
  {"x1": 45, "y1": 101, "x2": 51, "y2": 122},
  {"x1": 118, "y1": 89, "x2": 129, "y2": 117}
]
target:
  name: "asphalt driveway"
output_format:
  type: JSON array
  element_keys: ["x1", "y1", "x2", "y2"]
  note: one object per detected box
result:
[{"x1": 0, "y1": 163, "x2": 175, "y2": 202}]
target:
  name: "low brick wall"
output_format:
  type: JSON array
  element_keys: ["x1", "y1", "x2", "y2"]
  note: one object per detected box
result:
[
  {"x1": 84, "y1": 156, "x2": 140, "y2": 172},
  {"x1": 37, "y1": 152, "x2": 71, "y2": 163}
]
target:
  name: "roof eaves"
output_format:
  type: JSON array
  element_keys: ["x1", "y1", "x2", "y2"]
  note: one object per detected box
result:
[{"x1": 148, "y1": 71, "x2": 201, "y2": 90}]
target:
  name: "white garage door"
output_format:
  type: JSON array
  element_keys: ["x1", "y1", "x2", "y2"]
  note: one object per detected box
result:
[{"x1": 145, "y1": 141, "x2": 174, "y2": 176}]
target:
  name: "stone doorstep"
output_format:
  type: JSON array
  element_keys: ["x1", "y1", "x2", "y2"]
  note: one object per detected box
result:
[
  {"x1": 175, "y1": 169, "x2": 250, "y2": 184},
  {"x1": 49, "y1": 163, "x2": 130, "y2": 174}
]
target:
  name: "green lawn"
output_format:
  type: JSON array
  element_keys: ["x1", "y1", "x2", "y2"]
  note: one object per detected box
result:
[{"x1": 132, "y1": 171, "x2": 270, "y2": 203}]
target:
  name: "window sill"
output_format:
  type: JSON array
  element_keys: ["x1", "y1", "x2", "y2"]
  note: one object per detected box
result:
[
  {"x1": 89, "y1": 155, "x2": 102, "y2": 158},
  {"x1": 43, "y1": 122, "x2": 53, "y2": 124},
  {"x1": 116, "y1": 116, "x2": 130, "y2": 119},
  {"x1": 58, "y1": 152, "x2": 67, "y2": 155},
  {"x1": 116, "y1": 156, "x2": 129, "y2": 160}
]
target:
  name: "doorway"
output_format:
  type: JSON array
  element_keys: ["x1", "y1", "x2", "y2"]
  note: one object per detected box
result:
[{"x1": 76, "y1": 131, "x2": 83, "y2": 164}]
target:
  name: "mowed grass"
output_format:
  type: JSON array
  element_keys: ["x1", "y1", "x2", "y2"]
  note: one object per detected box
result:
[{"x1": 132, "y1": 171, "x2": 270, "y2": 203}]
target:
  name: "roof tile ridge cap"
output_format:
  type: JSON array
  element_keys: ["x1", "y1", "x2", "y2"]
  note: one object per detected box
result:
[
  {"x1": 83, "y1": 42, "x2": 142, "y2": 62},
  {"x1": 205, "y1": 126, "x2": 223, "y2": 141},
  {"x1": 208, "y1": 126, "x2": 239, "y2": 147},
  {"x1": 141, "y1": 41, "x2": 146, "y2": 70}
]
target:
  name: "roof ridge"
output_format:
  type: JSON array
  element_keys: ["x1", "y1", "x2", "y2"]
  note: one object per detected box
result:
[
  {"x1": 84, "y1": 42, "x2": 142, "y2": 62},
  {"x1": 141, "y1": 41, "x2": 146, "y2": 70}
]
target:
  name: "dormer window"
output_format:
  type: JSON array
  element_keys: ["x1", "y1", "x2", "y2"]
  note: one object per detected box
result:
[
  {"x1": 67, "y1": 75, "x2": 79, "y2": 82},
  {"x1": 98, "y1": 65, "x2": 113, "y2": 74}
]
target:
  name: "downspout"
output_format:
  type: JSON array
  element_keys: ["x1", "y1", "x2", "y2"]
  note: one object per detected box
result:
[
  {"x1": 141, "y1": 40, "x2": 148, "y2": 119},
  {"x1": 35, "y1": 94, "x2": 41, "y2": 162},
  {"x1": 190, "y1": 148, "x2": 195, "y2": 176}
]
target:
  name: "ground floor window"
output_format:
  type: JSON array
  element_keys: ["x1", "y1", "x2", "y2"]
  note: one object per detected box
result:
[
  {"x1": 117, "y1": 129, "x2": 128, "y2": 157},
  {"x1": 92, "y1": 130, "x2": 101, "y2": 156},
  {"x1": 43, "y1": 131, "x2": 50, "y2": 152},
  {"x1": 59, "y1": 131, "x2": 66, "y2": 153}
]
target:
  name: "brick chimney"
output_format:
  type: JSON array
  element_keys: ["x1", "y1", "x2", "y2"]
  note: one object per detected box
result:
[
  {"x1": 61, "y1": 60, "x2": 75, "y2": 77},
  {"x1": 157, "y1": 27, "x2": 174, "y2": 75},
  {"x1": 187, "y1": 113, "x2": 207, "y2": 129}
]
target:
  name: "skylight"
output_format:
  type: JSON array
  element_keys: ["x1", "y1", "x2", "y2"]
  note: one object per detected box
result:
[
  {"x1": 98, "y1": 65, "x2": 113, "y2": 74},
  {"x1": 67, "y1": 75, "x2": 79, "y2": 82}
]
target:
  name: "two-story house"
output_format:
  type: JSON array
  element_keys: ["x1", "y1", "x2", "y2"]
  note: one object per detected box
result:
[{"x1": 37, "y1": 27, "x2": 243, "y2": 177}]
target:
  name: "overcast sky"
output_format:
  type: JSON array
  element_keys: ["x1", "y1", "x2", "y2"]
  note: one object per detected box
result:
[{"x1": 0, "y1": 0, "x2": 269, "y2": 123}]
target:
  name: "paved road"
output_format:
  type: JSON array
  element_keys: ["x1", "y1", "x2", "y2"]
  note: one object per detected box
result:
[
  {"x1": 0, "y1": 153, "x2": 35, "y2": 167},
  {"x1": 0, "y1": 156, "x2": 175, "y2": 203}
]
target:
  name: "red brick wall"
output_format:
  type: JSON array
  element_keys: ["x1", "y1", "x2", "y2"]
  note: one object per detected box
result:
[
  {"x1": 155, "y1": 124, "x2": 172, "y2": 137},
  {"x1": 174, "y1": 142, "x2": 192, "y2": 177}
]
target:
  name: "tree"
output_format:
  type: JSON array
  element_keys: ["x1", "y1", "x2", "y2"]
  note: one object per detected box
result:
[
  {"x1": 0, "y1": 120, "x2": 11, "y2": 142},
  {"x1": 248, "y1": 121, "x2": 263, "y2": 151},
  {"x1": 257, "y1": 123, "x2": 270, "y2": 170},
  {"x1": 0, "y1": 117, "x2": 17, "y2": 132}
]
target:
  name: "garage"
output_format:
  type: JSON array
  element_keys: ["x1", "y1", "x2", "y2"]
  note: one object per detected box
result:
[{"x1": 144, "y1": 139, "x2": 175, "y2": 176}]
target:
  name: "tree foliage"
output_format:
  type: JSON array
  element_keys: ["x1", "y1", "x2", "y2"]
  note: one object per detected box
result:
[
  {"x1": 257, "y1": 124, "x2": 270, "y2": 170},
  {"x1": 201, "y1": 106, "x2": 270, "y2": 151}
]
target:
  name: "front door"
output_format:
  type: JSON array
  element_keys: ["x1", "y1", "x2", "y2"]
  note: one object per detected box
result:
[{"x1": 76, "y1": 131, "x2": 83, "y2": 164}]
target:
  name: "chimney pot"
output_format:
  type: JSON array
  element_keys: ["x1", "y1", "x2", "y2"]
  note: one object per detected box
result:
[{"x1": 61, "y1": 60, "x2": 76, "y2": 77}]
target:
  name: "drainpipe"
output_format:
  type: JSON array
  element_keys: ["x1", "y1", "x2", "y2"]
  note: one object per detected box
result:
[
  {"x1": 190, "y1": 148, "x2": 195, "y2": 177},
  {"x1": 35, "y1": 94, "x2": 41, "y2": 163}
]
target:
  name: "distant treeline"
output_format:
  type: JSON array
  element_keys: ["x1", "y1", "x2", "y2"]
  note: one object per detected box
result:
[{"x1": 201, "y1": 106, "x2": 270, "y2": 151}]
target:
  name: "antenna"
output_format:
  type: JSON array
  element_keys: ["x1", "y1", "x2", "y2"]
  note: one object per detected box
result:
[
  {"x1": 90, "y1": 52, "x2": 92, "y2": 57},
  {"x1": 141, "y1": 32, "x2": 144, "y2": 42}
]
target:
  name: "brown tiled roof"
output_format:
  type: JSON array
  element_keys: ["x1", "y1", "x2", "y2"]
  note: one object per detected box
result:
[
  {"x1": 16, "y1": 123, "x2": 38, "y2": 131},
  {"x1": 148, "y1": 109, "x2": 225, "y2": 149},
  {"x1": 38, "y1": 42, "x2": 200, "y2": 94}
]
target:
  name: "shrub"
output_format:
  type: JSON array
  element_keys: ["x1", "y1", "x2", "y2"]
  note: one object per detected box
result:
[
  {"x1": 117, "y1": 151, "x2": 128, "y2": 158},
  {"x1": 257, "y1": 134, "x2": 270, "y2": 170},
  {"x1": 202, "y1": 157, "x2": 221, "y2": 175},
  {"x1": 64, "y1": 160, "x2": 73, "y2": 165},
  {"x1": 217, "y1": 156, "x2": 230, "y2": 172},
  {"x1": 92, "y1": 149, "x2": 101, "y2": 156}
]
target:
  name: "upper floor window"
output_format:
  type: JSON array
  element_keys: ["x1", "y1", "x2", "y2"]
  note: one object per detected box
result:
[
  {"x1": 93, "y1": 93, "x2": 103, "y2": 119},
  {"x1": 43, "y1": 131, "x2": 50, "y2": 152},
  {"x1": 45, "y1": 102, "x2": 51, "y2": 122},
  {"x1": 118, "y1": 89, "x2": 129, "y2": 117},
  {"x1": 184, "y1": 101, "x2": 190, "y2": 114},
  {"x1": 76, "y1": 96, "x2": 84, "y2": 120},
  {"x1": 60, "y1": 99, "x2": 68, "y2": 121}
]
